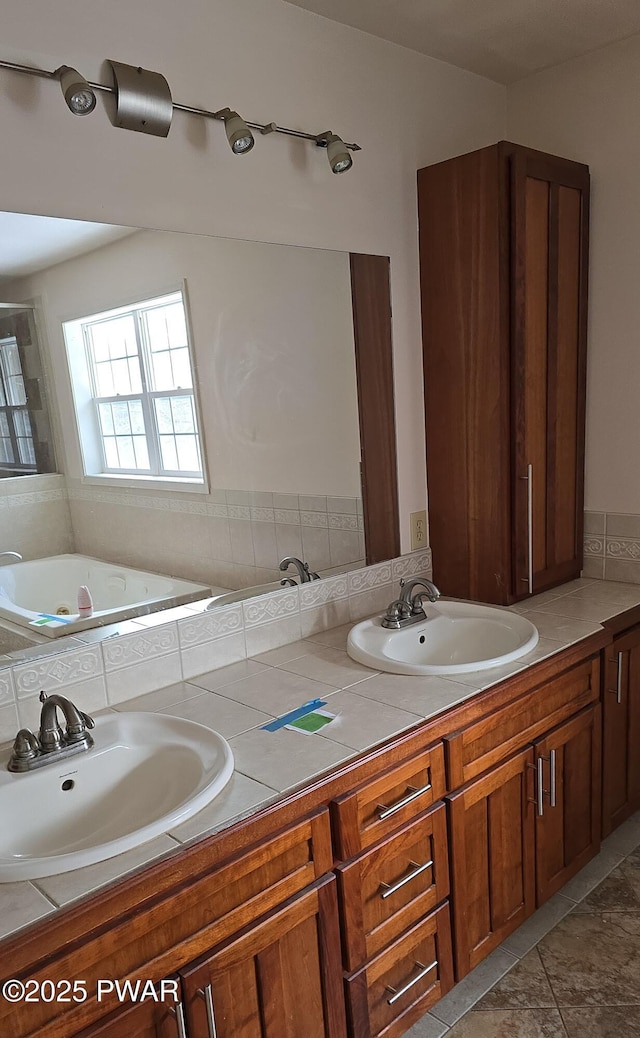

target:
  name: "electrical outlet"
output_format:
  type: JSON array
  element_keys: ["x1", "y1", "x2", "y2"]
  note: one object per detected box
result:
[{"x1": 410, "y1": 510, "x2": 427, "y2": 551}]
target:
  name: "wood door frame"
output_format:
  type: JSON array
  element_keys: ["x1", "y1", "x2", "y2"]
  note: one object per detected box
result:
[{"x1": 350, "y1": 253, "x2": 401, "y2": 565}]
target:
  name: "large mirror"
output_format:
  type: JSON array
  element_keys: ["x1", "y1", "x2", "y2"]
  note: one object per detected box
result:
[{"x1": 0, "y1": 212, "x2": 398, "y2": 635}]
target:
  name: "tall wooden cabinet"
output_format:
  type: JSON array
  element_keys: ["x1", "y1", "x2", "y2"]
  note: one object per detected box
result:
[{"x1": 418, "y1": 142, "x2": 590, "y2": 604}]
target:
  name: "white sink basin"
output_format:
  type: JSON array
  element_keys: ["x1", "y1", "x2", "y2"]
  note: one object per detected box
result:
[
  {"x1": 347, "y1": 600, "x2": 539, "y2": 676},
  {"x1": 0, "y1": 712, "x2": 234, "y2": 881}
]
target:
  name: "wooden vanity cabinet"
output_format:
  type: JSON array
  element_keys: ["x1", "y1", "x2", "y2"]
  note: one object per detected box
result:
[
  {"x1": 418, "y1": 141, "x2": 590, "y2": 604},
  {"x1": 2, "y1": 635, "x2": 611, "y2": 1038},
  {"x1": 602, "y1": 623, "x2": 640, "y2": 836},
  {"x1": 446, "y1": 658, "x2": 601, "y2": 979}
]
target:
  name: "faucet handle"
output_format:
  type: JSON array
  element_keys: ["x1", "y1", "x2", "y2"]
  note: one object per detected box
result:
[
  {"x1": 385, "y1": 599, "x2": 411, "y2": 621},
  {"x1": 76, "y1": 709, "x2": 95, "y2": 731}
]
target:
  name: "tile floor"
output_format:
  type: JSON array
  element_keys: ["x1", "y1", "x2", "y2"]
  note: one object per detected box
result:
[{"x1": 407, "y1": 811, "x2": 640, "y2": 1038}]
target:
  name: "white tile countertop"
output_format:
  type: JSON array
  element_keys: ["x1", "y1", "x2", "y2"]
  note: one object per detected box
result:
[{"x1": 2, "y1": 576, "x2": 640, "y2": 941}]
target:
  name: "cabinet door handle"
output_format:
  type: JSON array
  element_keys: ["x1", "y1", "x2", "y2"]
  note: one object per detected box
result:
[
  {"x1": 548, "y1": 748, "x2": 556, "y2": 808},
  {"x1": 519, "y1": 463, "x2": 533, "y2": 594},
  {"x1": 607, "y1": 651, "x2": 624, "y2": 704},
  {"x1": 197, "y1": 984, "x2": 218, "y2": 1038},
  {"x1": 379, "y1": 859, "x2": 434, "y2": 900},
  {"x1": 386, "y1": 959, "x2": 438, "y2": 1005},
  {"x1": 528, "y1": 757, "x2": 544, "y2": 816},
  {"x1": 168, "y1": 1001, "x2": 188, "y2": 1038},
  {"x1": 376, "y1": 779, "x2": 432, "y2": 820}
]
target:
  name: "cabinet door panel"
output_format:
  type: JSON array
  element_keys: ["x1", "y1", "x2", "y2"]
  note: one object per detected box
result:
[
  {"x1": 447, "y1": 748, "x2": 535, "y2": 978},
  {"x1": 512, "y1": 150, "x2": 589, "y2": 597},
  {"x1": 602, "y1": 629, "x2": 640, "y2": 835},
  {"x1": 534, "y1": 704, "x2": 601, "y2": 904},
  {"x1": 553, "y1": 185, "x2": 582, "y2": 563},
  {"x1": 182, "y1": 876, "x2": 346, "y2": 1038}
]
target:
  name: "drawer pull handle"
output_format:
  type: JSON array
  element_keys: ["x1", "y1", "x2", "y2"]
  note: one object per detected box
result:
[
  {"x1": 377, "y1": 780, "x2": 432, "y2": 820},
  {"x1": 380, "y1": 859, "x2": 434, "y2": 900},
  {"x1": 527, "y1": 758, "x2": 544, "y2": 816},
  {"x1": 197, "y1": 984, "x2": 218, "y2": 1038},
  {"x1": 548, "y1": 749, "x2": 556, "y2": 808},
  {"x1": 607, "y1": 651, "x2": 624, "y2": 704},
  {"x1": 386, "y1": 959, "x2": 438, "y2": 1005},
  {"x1": 168, "y1": 1002, "x2": 189, "y2": 1038}
]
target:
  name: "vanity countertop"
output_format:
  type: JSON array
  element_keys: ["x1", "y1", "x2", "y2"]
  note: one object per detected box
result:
[{"x1": 2, "y1": 575, "x2": 640, "y2": 943}]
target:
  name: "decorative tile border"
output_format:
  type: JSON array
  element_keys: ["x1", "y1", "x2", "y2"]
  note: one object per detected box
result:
[
  {"x1": 177, "y1": 604, "x2": 244, "y2": 647},
  {"x1": 299, "y1": 574, "x2": 349, "y2": 610},
  {"x1": 68, "y1": 484, "x2": 362, "y2": 529},
  {"x1": 0, "y1": 547, "x2": 432, "y2": 726},
  {"x1": 393, "y1": 549, "x2": 433, "y2": 581},
  {"x1": 243, "y1": 588, "x2": 300, "y2": 627},
  {"x1": 607, "y1": 539, "x2": 640, "y2": 560},
  {"x1": 583, "y1": 511, "x2": 640, "y2": 581},
  {"x1": 7, "y1": 488, "x2": 68, "y2": 507},
  {"x1": 101, "y1": 625, "x2": 179, "y2": 671},
  {"x1": 583, "y1": 537, "x2": 604, "y2": 556},
  {"x1": 0, "y1": 669, "x2": 14, "y2": 707},
  {"x1": 348, "y1": 561, "x2": 393, "y2": 594},
  {"x1": 12, "y1": 646, "x2": 103, "y2": 698}
]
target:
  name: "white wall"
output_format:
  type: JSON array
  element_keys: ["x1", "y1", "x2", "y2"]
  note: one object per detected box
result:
[
  {"x1": 11, "y1": 230, "x2": 361, "y2": 497},
  {"x1": 508, "y1": 34, "x2": 640, "y2": 514},
  {"x1": 1, "y1": 0, "x2": 506, "y2": 551}
]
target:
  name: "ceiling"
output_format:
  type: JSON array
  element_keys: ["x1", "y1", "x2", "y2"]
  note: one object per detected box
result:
[
  {"x1": 0, "y1": 212, "x2": 134, "y2": 285},
  {"x1": 285, "y1": 0, "x2": 640, "y2": 83}
]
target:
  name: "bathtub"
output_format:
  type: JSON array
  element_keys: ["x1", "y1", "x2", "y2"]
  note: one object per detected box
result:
[{"x1": 0, "y1": 554, "x2": 214, "y2": 638}]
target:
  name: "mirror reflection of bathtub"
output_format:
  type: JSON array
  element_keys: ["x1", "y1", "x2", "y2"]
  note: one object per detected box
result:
[
  {"x1": 0, "y1": 212, "x2": 399, "y2": 640},
  {"x1": 0, "y1": 554, "x2": 215, "y2": 638}
]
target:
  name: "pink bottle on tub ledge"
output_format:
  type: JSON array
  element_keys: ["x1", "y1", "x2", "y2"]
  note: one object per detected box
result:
[{"x1": 77, "y1": 585, "x2": 93, "y2": 618}]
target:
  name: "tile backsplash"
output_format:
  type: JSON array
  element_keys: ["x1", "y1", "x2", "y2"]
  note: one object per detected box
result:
[
  {"x1": 583, "y1": 511, "x2": 640, "y2": 583},
  {"x1": 0, "y1": 548, "x2": 432, "y2": 745},
  {"x1": 67, "y1": 483, "x2": 365, "y2": 592}
]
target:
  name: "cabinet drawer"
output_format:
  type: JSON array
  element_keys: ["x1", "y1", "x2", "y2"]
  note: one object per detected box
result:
[
  {"x1": 337, "y1": 802, "x2": 449, "y2": 971},
  {"x1": 332, "y1": 743, "x2": 446, "y2": 858},
  {"x1": 445, "y1": 657, "x2": 599, "y2": 786},
  {"x1": 345, "y1": 902, "x2": 454, "y2": 1038}
]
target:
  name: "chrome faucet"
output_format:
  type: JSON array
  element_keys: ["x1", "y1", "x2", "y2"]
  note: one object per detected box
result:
[
  {"x1": 0, "y1": 551, "x2": 22, "y2": 564},
  {"x1": 382, "y1": 578, "x2": 441, "y2": 630},
  {"x1": 279, "y1": 557, "x2": 320, "y2": 585},
  {"x1": 399, "y1": 578, "x2": 441, "y2": 606},
  {"x1": 7, "y1": 691, "x2": 95, "y2": 772}
]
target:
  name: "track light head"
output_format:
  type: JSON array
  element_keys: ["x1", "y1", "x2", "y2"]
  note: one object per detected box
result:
[
  {"x1": 56, "y1": 65, "x2": 96, "y2": 116},
  {"x1": 219, "y1": 109, "x2": 254, "y2": 154},
  {"x1": 316, "y1": 132, "x2": 353, "y2": 174}
]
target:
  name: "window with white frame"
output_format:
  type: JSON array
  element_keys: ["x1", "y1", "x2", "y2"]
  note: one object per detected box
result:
[
  {"x1": 0, "y1": 336, "x2": 36, "y2": 472},
  {"x1": 64, "y1": 290, "x2": 205, "y2": 485}
]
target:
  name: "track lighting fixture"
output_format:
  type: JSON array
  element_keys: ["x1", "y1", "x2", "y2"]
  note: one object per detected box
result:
[
  {"x1": 218, "y1": 108, "x2": 255, "y2": 155},
  {"x1": 109, "y1": 61, "x2": 173, "y2": 138},
  {"x1": 316, "y1": 132, "x2": 353, "y2": 174},
  {"x1": 0, "y1": 56, "x2": 360, "y2": 172},
  {"x1": 56, "y1": 65, "x2": 96, "y2": 116}
]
